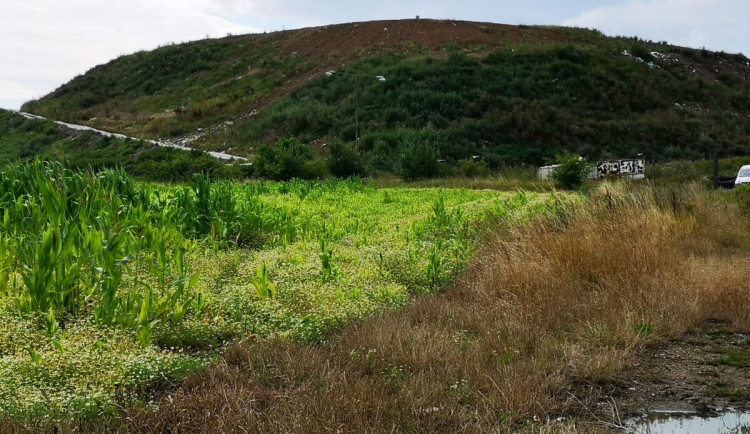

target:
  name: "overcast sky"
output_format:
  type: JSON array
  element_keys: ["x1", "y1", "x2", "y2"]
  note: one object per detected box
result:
[{"x1": 2, "y1": 0, "x2": 749, "y2": 110}]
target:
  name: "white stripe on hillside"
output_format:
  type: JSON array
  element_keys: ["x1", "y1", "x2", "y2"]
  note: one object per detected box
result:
[{"x1": 11, "y1": 110, "x2": 247, "y2": 161}]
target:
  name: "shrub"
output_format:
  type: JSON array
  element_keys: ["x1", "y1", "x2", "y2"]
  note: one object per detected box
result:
[
  {"x1": 303, "y1": 157, "x2": 330, "y2": 180},
  {"x1": 254, "y1": 137, "x2": 314, "y2": 180},
  {"x1": 400, "y1": 143, "x2": 439, "y2": 180},
  {"x1": 630, "y1": 43, "x2": 654, "y2": 62},
  {"x1": 457, "y1": 158, "x2": 488, "y2": 177},
  {"x1": 550, "y1": 151, "x2": 589, "y2": 190},
  {"x1": 327, "y1": 142, "x2": 365, "y2": 178}
]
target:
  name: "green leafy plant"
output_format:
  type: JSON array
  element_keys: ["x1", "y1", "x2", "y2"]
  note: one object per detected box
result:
[
  {"x1": 319, "y1": 239, "x2": 337, "y2": 282},
  {"x1": 250, "y1": 262, "x2": 276, "y2": 299},
  {"x1": 137, "y1": 289, "x2": 159, "y2": 347},
  {"x1": 254, "y1": 137, "x2": 315, "y2": 181},
  {"x1": 400, "y1": 143, "x2": 440, "y2": 180},
  {"x1": 550, "y1": 151, "x2": 590, "y2": 190},
  {"x1": 44, "y1": 307, "x2": 58, "y2": 336},
  {"x1": 327, "y1": 141, "x2": 365, "y2": 178},
  {"x1": 25, "y1": 347, "x2": 42, "y2": 365},
  {"x1": 425, "y1": 241, "x2": 444, "y2": 289}
]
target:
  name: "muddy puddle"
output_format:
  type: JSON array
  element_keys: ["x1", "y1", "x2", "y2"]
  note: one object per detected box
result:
[
  {"x1": 625, "y1": 409, "x2": 750, "y2": 433},
  {"x1": 580, "y1": 320, "x2": 750, "y2": 432}
]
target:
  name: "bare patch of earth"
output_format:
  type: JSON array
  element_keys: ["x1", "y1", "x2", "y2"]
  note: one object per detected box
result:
[{"x1": 582, "y1": 320, "x2": 750, "y2": 428}]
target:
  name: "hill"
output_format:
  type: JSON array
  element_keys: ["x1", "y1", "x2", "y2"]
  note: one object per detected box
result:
[{"x1": 21, "y1": 19, "x2": 750, "y2": 174}]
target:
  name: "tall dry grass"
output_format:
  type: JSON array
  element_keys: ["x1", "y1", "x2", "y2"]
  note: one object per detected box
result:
[{"x1": 8, "y1": 182, "x2": 750, "y2": 433}]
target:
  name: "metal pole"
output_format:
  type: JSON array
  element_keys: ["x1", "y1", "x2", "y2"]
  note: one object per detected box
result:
[
  {"x1": 325, "y1": 70, "x2": 384, "y2": 152},
  {"x1": 713, "y1": 153, "x2": 719, "y2": 189}
]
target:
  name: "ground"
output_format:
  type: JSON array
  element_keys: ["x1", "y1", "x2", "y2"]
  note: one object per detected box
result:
[{"x1": 585, "y1": 320, "x2": 750, "y2": 428}]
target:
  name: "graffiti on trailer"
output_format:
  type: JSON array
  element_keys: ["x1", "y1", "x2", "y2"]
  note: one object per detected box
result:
[{"x1": 596, "y1": 159, "x2": 645, "y2": 178}]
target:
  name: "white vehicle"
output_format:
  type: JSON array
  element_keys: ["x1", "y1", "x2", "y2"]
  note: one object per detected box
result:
[{"x1": 736, "y1": 165, "x2": 750, "y2": 187}]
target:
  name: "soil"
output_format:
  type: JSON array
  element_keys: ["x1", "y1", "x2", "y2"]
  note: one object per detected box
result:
[
  {"x1": 270, "y1": 19, "x2": 573, "y2": 59},
  {"x1": 585, "y1": 320, "x2": 750, "y2": 428}
]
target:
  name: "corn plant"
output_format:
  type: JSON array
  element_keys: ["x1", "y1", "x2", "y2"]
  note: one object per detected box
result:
[
  {"x1": 0, "y1": 160, "x2": 212, "y2": 335},
  {"x1": 137, "y1": 289, "x2": 158, "y2": 347},
  {"x1": 319, "y1": 238, "x2": 337, "y2": 282},
  {"x1": 44, "y1": 307, "x2": 58, "y2": 336},
  {"x1": 250, "y1": 262, "x2": 276, "y2": 299},
  {"x1": 25, "y1": 346, "x2": 42, "y2": 365},
  {"x1": 425, "y1": 241, "x2": 444, "y2": 289}
]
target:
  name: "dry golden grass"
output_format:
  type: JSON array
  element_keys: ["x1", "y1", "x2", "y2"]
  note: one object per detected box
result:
[{"x1": 6, "y1": 182, "x2": 750, "y2": 433}]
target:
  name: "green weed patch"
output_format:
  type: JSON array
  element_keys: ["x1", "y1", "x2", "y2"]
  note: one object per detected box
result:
[{"x1": 0, "y1": 160, "x2": 560, "y2": 423}]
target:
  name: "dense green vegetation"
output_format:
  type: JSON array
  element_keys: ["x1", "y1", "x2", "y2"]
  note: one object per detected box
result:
[
  {"x1": 550, "y1": 151, "x2": 590, "y2": 189},
  {"x1": 232, "y1": 45, "x2": 750, "y2": 173},
  {"x1": 0, "y1": 110, "x2": 243, "y2": 181},
  {"x1": 0, "y1": 160, "x2": 562, "y2": 424},
  {"x1": 7, "y1": 20, "x2": 750, "y2": 430}
]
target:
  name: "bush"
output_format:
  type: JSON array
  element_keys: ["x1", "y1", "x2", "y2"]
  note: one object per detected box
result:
[
  {"x1": 630, "y1": 43, "x2": 655, "y2": 62},
  {"x1": 254, "y1": 137, "x2": 314, "y2": 180},
  {"x1": 457, "y1": 158, "x2": 488, "y2": 177},
  {"x1": 550, "y1": 151, "x2": 589, "y2": 190},
  {"x1": 400, "y1": 143, "x2": 439, "y2": 180},
  {"x1": 327, "y1": 142, "x2": 365, "y2": 178},
  {"x1": 303, "y1": 157, "x2": 330, "y2": 179}
]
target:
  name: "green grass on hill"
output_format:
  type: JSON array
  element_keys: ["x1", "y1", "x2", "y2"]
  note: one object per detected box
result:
[{"x1": 218, "y1": 45, "x2": 750, "y2": 170}]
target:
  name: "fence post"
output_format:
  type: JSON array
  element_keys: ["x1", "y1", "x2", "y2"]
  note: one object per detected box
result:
[{"x1": 713, "y1": 153, "x2": 719, "y2": 189}]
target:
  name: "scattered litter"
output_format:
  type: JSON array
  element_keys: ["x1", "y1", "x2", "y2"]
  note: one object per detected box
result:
[{"x1": 419, "y1": 407, "x2": 441, "y2": 414}]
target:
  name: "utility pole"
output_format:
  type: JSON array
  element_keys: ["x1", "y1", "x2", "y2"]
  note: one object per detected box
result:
[
  {"x1": 325, "y1": 70, "x2": 386, "y2": 152},
  {"x1": 713, "y1": 152, "x2": 720, "y2": 189}
]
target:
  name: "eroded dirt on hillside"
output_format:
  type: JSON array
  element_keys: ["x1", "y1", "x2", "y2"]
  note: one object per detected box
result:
[
  {"x1": 189, "y1": 20, "x2": 582, "y2": 152},
  {"x1": 582, "y1": 320, "x2": 750, "y2": 428},
  {"x1": 271, "y1": 19, "x2": 574, "y2": 60}
]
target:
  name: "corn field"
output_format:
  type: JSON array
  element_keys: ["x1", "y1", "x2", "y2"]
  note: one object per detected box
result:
[{"x1": 0, "y1": 159, "x2": 564, "y2": 423}]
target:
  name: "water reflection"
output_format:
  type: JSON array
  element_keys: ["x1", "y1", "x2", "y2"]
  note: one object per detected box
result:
[{"x1": 629, "y1": 410, "x2": 750, "y2": 434}]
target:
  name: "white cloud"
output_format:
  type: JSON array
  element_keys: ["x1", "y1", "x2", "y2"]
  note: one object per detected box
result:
[
  {"x1": 0, "y1": 0, "x2": 259, "y2": 109},
  {"x1": 564, "y1": 0, "x2": 750, "y2": 55}
]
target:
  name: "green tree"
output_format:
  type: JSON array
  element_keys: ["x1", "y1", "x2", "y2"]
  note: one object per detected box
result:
[
  {"x1": 551, "y1": 151, "x2": 589, "y2": 190},
  {"x1": 400, "y1": 143, "x2": 440, "y2": 180},
  {"x1": 254, "y1": 137, "x2": 314, "y2": 180},
  {"x1": 327, "y1": 142, "x2": 365, "y2": 178}
]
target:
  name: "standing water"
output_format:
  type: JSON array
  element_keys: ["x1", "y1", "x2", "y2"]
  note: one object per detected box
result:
[{"x1": 627, "y1": 410, "x2": 750, "y2": 433}]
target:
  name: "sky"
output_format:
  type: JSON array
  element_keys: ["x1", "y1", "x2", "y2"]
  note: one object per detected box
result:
[{"x1": 1, "y1": 0, "x2": 749, "y2": 110}]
